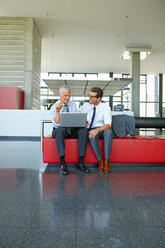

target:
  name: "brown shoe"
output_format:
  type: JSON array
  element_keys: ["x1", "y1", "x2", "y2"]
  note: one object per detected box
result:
[
  {"x1": 104, "y1": 159, "x2": 111, "y2": 174},
  {"x1": 98, "y1": 159, "x2": 104, "y2": 172}
]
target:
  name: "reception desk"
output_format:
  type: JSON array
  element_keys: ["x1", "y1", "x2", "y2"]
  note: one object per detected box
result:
[{"x1": 0, "y1": 110, "x2": 133, "y2": 138}]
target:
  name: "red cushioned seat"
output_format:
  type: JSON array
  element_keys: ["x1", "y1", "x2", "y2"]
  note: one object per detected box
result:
[{"x1": 43, "y1": 136, "x2": 165, "y2": 163}]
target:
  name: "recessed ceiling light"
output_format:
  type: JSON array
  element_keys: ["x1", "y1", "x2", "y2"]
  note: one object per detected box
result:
[{"x1": 121, "y1": 47, "x2": 152, "y2": 60}]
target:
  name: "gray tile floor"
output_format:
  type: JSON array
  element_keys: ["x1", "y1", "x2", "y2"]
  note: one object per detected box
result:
[{"x1": 0, "y1": 140, "x2": 165, "y2": 247}]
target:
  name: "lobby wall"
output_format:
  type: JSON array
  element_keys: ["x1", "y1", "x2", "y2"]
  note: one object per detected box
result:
[{"x1": 0, "y1": 17, "x2": 41, "y2": 109}]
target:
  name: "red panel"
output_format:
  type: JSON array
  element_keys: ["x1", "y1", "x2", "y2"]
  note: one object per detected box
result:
[
  {"x1": 110, "y1": 136, "x2": 165, "y2": 163},
  {"x1": 20, "y1": 90, "x2": 25, "y2": 109},
  {"x1": 43, "y1": 136, "x2": 165, "y2": 164},
  {"x1": 22, "y1": 91, "x2": 25, "y2": 109},
  {"x1": 0, "y1": 86, "x2": 24, "y2": 109}
]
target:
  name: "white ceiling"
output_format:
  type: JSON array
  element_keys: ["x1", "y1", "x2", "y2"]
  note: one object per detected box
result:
[{"x1": 1, "y1": 0, "x2": 165, "y2": 75}]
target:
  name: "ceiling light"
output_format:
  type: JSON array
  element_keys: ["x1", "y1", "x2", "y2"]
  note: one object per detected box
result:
[{"x1": 121, "y1": 47, "x2": 152, "y2": 60}]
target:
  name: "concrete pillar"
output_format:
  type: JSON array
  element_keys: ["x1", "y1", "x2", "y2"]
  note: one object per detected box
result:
[
  {"x1": 109, "y1": 95, "x2": 113, "y2": 110},
  {"x1": 158, "y1": 73, "x2": 163, "y2": 117},
  {"x1": 130, "y1": 52, "x2": 140, "y2": 117},
  {"x1": 0, "y1": 17, "x2": 41, "y2": 109}
]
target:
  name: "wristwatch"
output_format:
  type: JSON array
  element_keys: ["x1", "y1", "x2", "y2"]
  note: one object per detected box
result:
[{"x1": 97, "y1": 128, "x2": 101, "y2": 133}]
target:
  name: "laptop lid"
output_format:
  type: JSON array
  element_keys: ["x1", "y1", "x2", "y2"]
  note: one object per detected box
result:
[{"x1": 60, "y1": 112, "x2": 87, "y2": 127}]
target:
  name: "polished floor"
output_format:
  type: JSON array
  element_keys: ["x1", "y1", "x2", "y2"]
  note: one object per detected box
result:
[{"x1": 0, "y1": 140, "x2": 165, "y2": 248}]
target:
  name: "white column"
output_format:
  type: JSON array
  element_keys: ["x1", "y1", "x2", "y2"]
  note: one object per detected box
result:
[{"x1": 130, "y1": 52, "x2": 140, "y2": 117}]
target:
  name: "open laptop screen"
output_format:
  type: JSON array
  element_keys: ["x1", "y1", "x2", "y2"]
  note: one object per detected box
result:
[{"x1": 60, "y1": 112, "x2": 87, "y2": 127}]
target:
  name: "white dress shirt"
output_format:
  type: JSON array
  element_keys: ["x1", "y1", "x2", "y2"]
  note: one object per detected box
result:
[
  {"x1": 79, "y1": 102, "x2": 112, "y2": 128},
  {"x1": 50, "y1": 100, "x2": 77, "y2": 128}
]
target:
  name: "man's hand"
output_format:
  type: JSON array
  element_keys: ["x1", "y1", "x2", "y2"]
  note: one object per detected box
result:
[
  {"x1": 56, "y1": 101, "x2": 63, "y2": 112},
  {"x1": 89, "y1": 129, "x2": 99, "y2": 138}
]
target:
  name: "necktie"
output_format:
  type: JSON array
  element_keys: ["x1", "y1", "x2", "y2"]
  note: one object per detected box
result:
[
  {"x1": 89, "y1": 107, "x2": 96, "y2": 129},
  {"x1": 64, "y1": 104, "x2": 69, "y2": 113},
  {"x1": 64, "y1": 104, "x2": 72, "y2": 135}
]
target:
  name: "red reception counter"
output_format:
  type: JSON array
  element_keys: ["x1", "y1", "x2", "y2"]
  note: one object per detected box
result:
[{"x1": 0, "y1": 86, "x2": 24, "y2": 109}]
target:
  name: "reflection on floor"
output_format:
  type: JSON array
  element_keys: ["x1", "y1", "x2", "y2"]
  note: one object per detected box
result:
[{"x1": 0, "y1": 141, "x2": 165, "y2": 247}]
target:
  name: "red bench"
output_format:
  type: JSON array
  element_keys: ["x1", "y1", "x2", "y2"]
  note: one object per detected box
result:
[{"x1": 42, "y1": 135, "x2": 165, "y2": 164}]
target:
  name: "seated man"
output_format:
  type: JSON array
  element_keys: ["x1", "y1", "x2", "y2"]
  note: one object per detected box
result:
[
  {"x1": 50, "y1": 85, "x2": 90, "y2": 175},
  {"x1": 79, "y1": 87, "x2": 114, "y2": 173}
]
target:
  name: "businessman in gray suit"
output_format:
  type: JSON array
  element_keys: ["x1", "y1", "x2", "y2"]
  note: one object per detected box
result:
[
  {"x1": 79, "y1": 87, "x2": 114, "y2": 173},
  {"x1": 51, "y1": 85, "x2": 90, "y2": 175}
]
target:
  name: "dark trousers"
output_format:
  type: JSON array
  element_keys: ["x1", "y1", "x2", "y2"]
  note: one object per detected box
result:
[{"x1": 52, "y1": 127, "x2": 88, "y2": 158}]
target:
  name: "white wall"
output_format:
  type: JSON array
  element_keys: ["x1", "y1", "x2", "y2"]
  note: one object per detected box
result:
[
  {"x1": 0, "y1": 110, "x2": 52, "y2": 137},
  {"x1": 0, "y1": 110, "x2": 134, "y2": 137}
]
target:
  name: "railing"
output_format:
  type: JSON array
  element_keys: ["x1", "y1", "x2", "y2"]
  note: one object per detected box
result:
[
  {"x1": 40, "y1": 120, "x2": 52, "y2": 151},
  {"x1": 135, "y1": 117, "x2": 165, "y2": 128}
]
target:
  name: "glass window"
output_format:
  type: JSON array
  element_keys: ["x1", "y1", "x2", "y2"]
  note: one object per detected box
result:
[
  {"x1": 123, "y1": 102, "x2": 130, "y2": 111},
  {"x1": 102, "y1": 96, "x2": 109, "y2": 102},
  {"x1": 140, "y1": 103, "x2": 146, "y2": 117},
  {"x1": 139, "y1": 75, "x2": 161, "y2": 117},
  {"x1": 146, "y1": 103, "x2": 159, "y2": 117},
  {"x1": 163, "y1": 75, "x2": 165, "y2": 102},
  {"x1": 140, "y1": 75, "x2": 147, "y2": 82},
  {"x1": 113, "y1": 97, "x2": 121, "y2": 101},
  {"x1": 140, "y1": 83, "x2": 147, "y2": 101},
  {"x1": 147, "y1": 75, "x2": 158, "y2": 102},
  {"x1": 163, "y1": 103, "x2": 165, "y2": 117},
  {"x1": 113, "y1": 74, "x2": 122, "y2": 78},
  {"x1": 114, "y1": 91, "x2": 121, "y2": 97},
  {"x1": 122, "y1": 74, "x2": 130, "y2": 78},
  {"x1": 61, "y1": 73, "x2": 72, "y2": 79},
  {"x1": 123, "y1": 93, "x2": 130, "y2": 102},
  {"x1": 98, "y1": 73, "x2": 109, "y2": 80},
  {"x1": 123, "y1": 87, "x2": 130, "y2": 94}
]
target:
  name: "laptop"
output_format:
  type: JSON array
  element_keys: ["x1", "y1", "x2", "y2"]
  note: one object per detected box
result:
[{"x1": 60, "y1": 112, "x2": 87, "y2": 127}]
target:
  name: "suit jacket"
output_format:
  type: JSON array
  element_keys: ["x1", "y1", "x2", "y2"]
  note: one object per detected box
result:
[{"x1": 112, "y1": 115, "x2": 135, "y2": 137}]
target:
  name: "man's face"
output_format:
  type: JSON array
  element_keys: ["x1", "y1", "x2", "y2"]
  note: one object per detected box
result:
[
  {"x1": 89, "y1": 91, "x2": 100, "y2": 105},
  {"x1": 59, "y1": 91, "x2": 71, "y2": 104}
]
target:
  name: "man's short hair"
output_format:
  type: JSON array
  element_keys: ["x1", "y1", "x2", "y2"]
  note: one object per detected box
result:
[
  {"x1": 90, "y1": 87, "x2": 103, "y2": 99},
  {"x1": 59, "y1": 85, "x2": 71, "y2": 94}
]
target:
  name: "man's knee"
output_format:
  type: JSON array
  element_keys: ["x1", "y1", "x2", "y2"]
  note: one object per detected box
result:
[
  {"x1": 78, "y1": 127, "x2": 88, "y2": 136},
  {"x1": 54, "y1": 127, "x2": 65, "y2": 136},
  {"x1": 103, "y1": 129, "x2": 114, "y2": 138},
  {"x1": 89, "y1": 137, "x2": 98, "y2": 145}
]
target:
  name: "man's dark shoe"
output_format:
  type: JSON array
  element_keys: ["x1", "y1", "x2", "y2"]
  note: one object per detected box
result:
[
  {"x1": 60, "y1": 164, "x2": 69, "y2": 175},
  {"x1": 78, "y1": 163, "x2": 90, "y2": 173}
]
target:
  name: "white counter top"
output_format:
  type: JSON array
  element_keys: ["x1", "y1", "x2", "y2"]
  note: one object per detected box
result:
[{"x1": 0, "y1": 110, "x2": 134, "y2": 137}]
